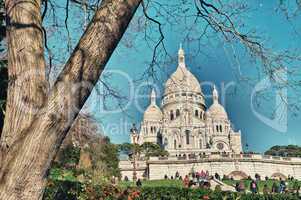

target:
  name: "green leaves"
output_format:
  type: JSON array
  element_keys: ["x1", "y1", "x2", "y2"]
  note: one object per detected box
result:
[
  {"x1": 118, "y1": 142, "x2": 169, "y2": 158},
  {"x1": 43, "y1": 179, "x2": 301, "y2": 200},
  {"x1": 134, "y1": 187, "x2": 300, "y2": 200},
  {"x1": 265, "y1": 145, "x2": 301, "y2": 157},
  {"x1": 58, "y1": 144, "x2": 81, "y2": 167}
]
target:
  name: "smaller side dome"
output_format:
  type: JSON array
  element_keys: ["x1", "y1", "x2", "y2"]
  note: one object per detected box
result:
[
  {"x1": 208, "y1": 103, "x2": 228, "y2": 120},
  {"x1": 208, "y1": 86, "x2": 228, "y2": 120},
  {"x1": 143, "y1": 105, "x2": 163, "y2": 121},
  {"x1": 143, "y1": 88, "x2": 163, "y2": 121}
]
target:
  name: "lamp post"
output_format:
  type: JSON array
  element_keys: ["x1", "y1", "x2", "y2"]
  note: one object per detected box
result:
[{"x1": 130, "y1": 123, "x2": 138, "y2": 181}]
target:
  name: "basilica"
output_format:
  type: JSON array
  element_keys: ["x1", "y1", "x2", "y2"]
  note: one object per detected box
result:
[
  {"x1": 121, "y1": 46, "x2": 301, "y2": 181},
  {"x1": 130, "y1": 46, "x2": 242, "y2": 155}
]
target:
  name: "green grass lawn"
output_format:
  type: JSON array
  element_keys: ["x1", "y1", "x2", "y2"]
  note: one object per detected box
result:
[
  {"x1": 223, "y1": 180, "x2": 301, "y2": 193},
  {"x1": 119, "y1": 179, "x2": 183, "y2": 188},
  {"x1": 120, "y1": 179, "x2": 300, "y2": 193}
]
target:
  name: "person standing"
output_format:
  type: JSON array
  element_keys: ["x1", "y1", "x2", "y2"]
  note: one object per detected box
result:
[
  {"x1": 271, "y1": 182, "x2": 278, "y2": 193},
  {"x1": 238, "y1": 181, "x2": 245, "y2": 192},
  {"x1": 183, "y1": 175, "x2": 190, "y2": 188},
  {"x1": 263, "y1": 184, "x2": 269, "y2": 195},
  {"x1": 235, "y1": 182, "x2": 240, "y2": 192},
  {"x1": 175, "y1": 171, "x2": 180, "y2": 179},
  {"x1": 250, "y1": 180, "x2": 258, "y2": 194},
  {"x1": 136, "y1": 179, "x2": 142, "y2": 187},
  {"x1": 279, "y1": 179, "x2": 286, "y2": 193}
]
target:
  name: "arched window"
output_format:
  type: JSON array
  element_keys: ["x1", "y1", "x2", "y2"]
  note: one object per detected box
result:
[
  {"x1": 219, "y1": 125, "x2": 222, "y2": 132},
  {"x1": 157, "y1": 133, "x2": 163, "y2": 147},
  {"x1": 216, "y1": 125, "x2": 219, "y2": 132},
  {"x1": 174, "y1": 140, "x2": 177, "y2": 149},
  {"x1": 164, "y1": 138, "x2": 168, "y2": 147},
  {"x1": 199, "y1": 139, "x2": 203, "y2": 149},
  {"x1": 185, "y1": 130, "x2": 190, "y2": 145},
  {"x1": 170, "y1": 110, "x2": 174, "y2": 120},
  {"x1": 195, "y1": 110, "x2": 199, "y2": 117},
  {"x1": 154, "y1": 127, "x2": 157, "y2": 133},
  {"x1": 150, "y1": 127, "x2": 153, "y2": 133},
  {"x1": 176, "y1": 109, "x2": 180, "y2": 117}
]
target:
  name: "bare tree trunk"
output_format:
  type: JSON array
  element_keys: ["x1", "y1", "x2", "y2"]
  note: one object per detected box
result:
[
  {"x1": 1, "y1": 0, "x2": 48, "y2": 148},
  {"x1": 0, "y1": 0, "x2": 141, "y2": 199}
]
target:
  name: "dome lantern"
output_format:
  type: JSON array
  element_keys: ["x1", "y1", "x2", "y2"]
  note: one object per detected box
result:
[
  {"x1": 178, "y1": 43, "x2": 185, "y2": 67},
  {"x1": 213, "y1": 85, "x2": 219, "y2": 103},
  {"x1": 150, "y1": 88, "x2": 156, "y2": 105}
]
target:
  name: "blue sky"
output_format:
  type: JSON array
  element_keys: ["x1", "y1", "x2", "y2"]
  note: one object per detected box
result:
[{"x1": 46, "y1": 0, "x2": 301, "y2": 153}]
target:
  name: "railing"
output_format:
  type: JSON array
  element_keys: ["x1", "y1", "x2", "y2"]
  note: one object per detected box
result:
[
  {"x1": 188, "y1": 154, "x2": 197, "y2": 159},
  {"x1": 242, "y1": 154, "x2": 252, "y2": 158},
  {"x1": 272, "y1": 156, "x2": 281, "y2": 160},
  {"x1": 147, "y1": 153, "x2": 301, "y2": 162},
  {"x1": 177, "y1": 156, "x2": 187, "y2": 160},
  {"x1": 158, "y1": 156, "x2": 168, "y2": 160},
  {"x1": 263, "y1": 155, "x2": 271, "y2": 159}
]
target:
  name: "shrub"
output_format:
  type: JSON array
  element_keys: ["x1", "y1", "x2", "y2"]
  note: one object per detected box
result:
[
  {"x1": 44, "y1": 183, "x2": 300, "y2": 200},
  {"x1": 134, "y1": 187, "x2": 300, "y2": 200}
]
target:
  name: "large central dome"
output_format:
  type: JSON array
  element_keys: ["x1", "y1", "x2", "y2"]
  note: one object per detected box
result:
[{"x1": 164, "y1": 46, "x2": 202, "y2": 96}]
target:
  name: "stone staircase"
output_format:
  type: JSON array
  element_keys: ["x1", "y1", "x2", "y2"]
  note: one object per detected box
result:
[{"x1": 210, "y1": 178, "x2": 236, "y2": 192}]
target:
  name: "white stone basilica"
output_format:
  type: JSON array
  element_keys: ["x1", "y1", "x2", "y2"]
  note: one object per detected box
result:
[{"x1": 131, "y1": 46, "x2": 242, "y2": 155}]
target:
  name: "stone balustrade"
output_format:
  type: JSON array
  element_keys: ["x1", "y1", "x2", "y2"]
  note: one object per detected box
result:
[
  {"x1": 120, "y1": 154, "x2": 301, "y2": 181},
  {"x1": 147, "y1": 153, "x2": 301, "y2": 163}
]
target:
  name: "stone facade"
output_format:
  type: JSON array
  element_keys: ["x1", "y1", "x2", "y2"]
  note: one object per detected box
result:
[
  {"x1": 131, "y1": 46, "x2": 242, "y2": 155},
  {"x1": 121, "y1": 46, "x2": 301, "y2": 182},
  {"x1": 119, "y1": 154, "x2": 301, "y2": 181}
]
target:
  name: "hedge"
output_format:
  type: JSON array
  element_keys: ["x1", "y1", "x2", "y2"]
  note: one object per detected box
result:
[
  {"x1": 134, "y1": 187, "x2": 300, "y2": 200},
  {"x1": 43, "y1": 180, "x2": 300, "y2": 200}
]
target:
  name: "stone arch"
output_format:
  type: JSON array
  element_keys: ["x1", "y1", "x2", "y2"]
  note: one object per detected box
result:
[
  {"x1": 170, "y1": 110, "x2": 174, "y2": 120},
  {"x1": 185, "y1": 130, "x2": 190, "y2": 145},
  {"x1": 173, "y1": 130, "x2": 181, "y2": 149},
  {"x1": 157, "y1": 132, "x2": 163, "y2": 147},
  {"x1": 164, "y1": 138, "x2": 168, "y2": 148},
  {"x1": 199, "y1": 139, "x2": 203, "y2": 149},
  {"x1": 195, "y1": 109, "x2": 199, "y2": 117},
  {"x1": 271, "y1": 172, "x2": 287, "y2": 180},
  {"x1": 228, "y1": 171, "x2": 248, "y2": 180}
]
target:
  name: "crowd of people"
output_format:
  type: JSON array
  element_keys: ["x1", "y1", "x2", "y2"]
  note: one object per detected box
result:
[
  {"x1": 164, "y1": 170, "x2": 212, "y2": 189},
  {"x1": 233, "y1": 177, "x2": 300, "y2": 195},
  {"x1": 122, "y1": 171, "x2": 300, "y2": 195}
]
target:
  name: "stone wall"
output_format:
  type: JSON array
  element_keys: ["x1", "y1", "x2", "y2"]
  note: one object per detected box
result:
[
  {"x1": 119, "y1": 160, "x2": 147, "y2": 181},
  {"x1": 119, "y1": 154, "x2": 301, "y2": 181}
]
